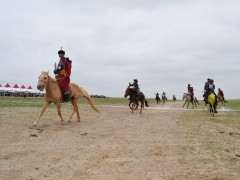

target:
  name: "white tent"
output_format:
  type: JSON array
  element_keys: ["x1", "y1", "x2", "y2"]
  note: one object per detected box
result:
[{"x1": 0, "y1": 87, "x2": 41, "y2": 93}]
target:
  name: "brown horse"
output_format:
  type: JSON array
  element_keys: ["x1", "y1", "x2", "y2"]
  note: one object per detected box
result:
[
  {"x1": 34, "y1": 71, "x2": 99, "y2": 125},
  {"x1": 217, "y1": 94, "x2": 228, "y2": 107},
  {"x1": 124, "y1": 86, "x2": 149, "y2": 113}
]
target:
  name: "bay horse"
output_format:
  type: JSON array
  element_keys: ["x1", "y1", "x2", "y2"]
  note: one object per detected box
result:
[
  {"x1": 217, "y1": 94, "x2": 228, "y2": 107},
  {"x1": 182, "y1": 93, "x2": 198, "y2": 109},
  {"x1": 35, "y1": 71, "x2": 100, "y2": 125},
  {"x1": 124, "y1": 86, "x2": 149, "y2": 113}
]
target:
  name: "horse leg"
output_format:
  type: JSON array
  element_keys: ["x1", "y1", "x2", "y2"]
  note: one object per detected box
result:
[
  {"x1": 34, "y1": 101, "x2": 50, "y2": 125},
  {"x1": 182, "y1": 101, "x2": 187, "y2": 107},
  {"x1": 56, "y1": 102, "x2": 64, "y2": 124},
  {"x1": 135, "y1": 101, "x2": 139, "y2": 110},
  {"x1": 131, "y1": 102, "x2": 134, "y2": 113},
  {"x1": 68, "y1": 98, "x2": 80, "y2": 123},
  {"x1": 140, "y1": 101, "x2": 143, "y2": 113},
  {"x1": 129, "y1": 101, "x2": 132, "y2": 109}
]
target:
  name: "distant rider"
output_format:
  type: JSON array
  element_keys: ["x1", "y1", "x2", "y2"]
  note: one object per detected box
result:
[
  {"x1": 187, "y1": 84, "x2": 194, "y2": 101},
  {"x1": 206, "y1": 79, "x2": 218, "y2": 113},
  {"x1": 129, "y1": 79, "x2": 140, "y2": 94},
  {"x1": 218, "y1": 88, "x2": 226, "y2": 102},
  {"x1": 203, "y1": 78, "x2": 211, "y2": 101}
]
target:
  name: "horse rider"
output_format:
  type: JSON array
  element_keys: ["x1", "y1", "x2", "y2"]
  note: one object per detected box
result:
[
  {"x1": 129, "y1": 79, "x2": 140, "y2": 94},
  {"x1": 173, "y1": 94, "x2": 176, "y2": 101},
  {"x1": 162, "y1": 91, "x2": 166, "y2": 96},
  {"x1": 187, "y1": 84, "x2": 194, "y2": 101},
  {"x1": 206, "y1": 79, "x2": 218, "y2": 112},
  {"x1": 155, "y1": 92, "x2": 160, "y2": 100},
  {"x1": 203, "y1": 78, "x2": 211, "y2": 101},
  {"x1": 204, "y1": 78, "x2": 211, "y2": 91},
  {"x1": 218, "y1": 88, "x2": 225, "y2": 101},
  {"x1": 54, "y1": 47, "x2": 72, "y2": 102}
]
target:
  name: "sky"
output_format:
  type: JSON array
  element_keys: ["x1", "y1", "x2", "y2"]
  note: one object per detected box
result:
[{"x1": 0, "y1": 0, "x2": 240, "y2": 99}]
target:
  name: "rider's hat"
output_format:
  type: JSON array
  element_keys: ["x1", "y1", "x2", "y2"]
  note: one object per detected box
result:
[
  {"x1": 188, "y1": 84, "x2": 190, "y2": 86},
  {"x1": 207, "y1": 78, "x2": 210, "y2": 81},
  {"x1": 133, "y1": 79, "x2": 138, "y2": 82},
  {"x1": 58, "y1": 47, "x2": 65, "y2": 55}
]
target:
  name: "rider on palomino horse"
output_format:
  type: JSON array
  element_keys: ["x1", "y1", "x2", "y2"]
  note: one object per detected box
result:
[
  {"x1": 187, "y1": 84, "x2": 194, "y2": 102},
  {"x1": 205, "y1": 79, "x2": 218, "y2": 113},
  {"x1": 54, "y1": 47, "x2": 72, "y2": 102}
]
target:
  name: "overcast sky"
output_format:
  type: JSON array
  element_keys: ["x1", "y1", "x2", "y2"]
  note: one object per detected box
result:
[{"x1": 1, "y1": 0, "x2": 240, "y2": 99}]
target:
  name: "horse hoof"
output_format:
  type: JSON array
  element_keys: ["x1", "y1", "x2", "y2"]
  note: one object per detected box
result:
[{"x1": 33, "y1": 122, "x2": 38, "y2": 126}]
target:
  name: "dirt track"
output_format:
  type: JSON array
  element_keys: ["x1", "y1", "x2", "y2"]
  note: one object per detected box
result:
[{"x1": 0, "y1": 102, "x2": 240, "y2": 179}]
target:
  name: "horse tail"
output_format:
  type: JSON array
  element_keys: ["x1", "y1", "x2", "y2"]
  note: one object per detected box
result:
[
  {"x1": 145, "y1": 100, "x2": 149, "y2": 107},
  {"x1": 77, "y1": 86, "x2": 100, "y2": 113},
  {"x1": 195, "y1": 97, "x2": 199, "y2": 104}
]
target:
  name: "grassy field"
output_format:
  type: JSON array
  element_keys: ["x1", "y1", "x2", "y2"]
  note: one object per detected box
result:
[{"x1": 1, "y1": 96, "x2": 240, "y2": 109}]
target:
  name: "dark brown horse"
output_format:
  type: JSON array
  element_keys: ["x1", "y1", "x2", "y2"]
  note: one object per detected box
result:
[
  {"x1": 154, "y1": 92, "x2": 161, "y2": 104},
  {"x1": 124, "y1": 86, "x2": 149, "y2": 113}
]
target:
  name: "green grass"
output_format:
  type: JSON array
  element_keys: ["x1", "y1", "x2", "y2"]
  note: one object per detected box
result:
[
  {"x1": 0, "y1": 97, "x2": 130, "y2": 108},
  {"x1": 1, "y1": 96, "x2": 240, "y2": 109}
]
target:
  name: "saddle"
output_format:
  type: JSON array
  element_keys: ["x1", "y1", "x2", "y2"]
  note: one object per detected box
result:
[{"x1": 207, "y1": 93, "x2": 215, "y2": 105}]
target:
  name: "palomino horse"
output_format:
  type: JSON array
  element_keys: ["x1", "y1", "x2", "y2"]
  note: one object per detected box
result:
[
  {"x1": 35, "y1": 71, "x2": 100, "y2": 125},
  {"x1": 182, "y1": 93, "x2": 198, "y2": 109},
  {"x1": 124, "y1": 86, "x2": 149, "y2": 113},
  {"x1": 217, "y1": 94, "x2": 227, "y2": 107}
]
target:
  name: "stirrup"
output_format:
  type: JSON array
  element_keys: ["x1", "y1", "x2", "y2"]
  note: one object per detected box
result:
[{"x1": 61, "y1": 92, "x2": 70, "y2": 103}]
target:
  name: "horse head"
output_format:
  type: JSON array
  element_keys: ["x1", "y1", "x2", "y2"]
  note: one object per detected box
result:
[
  {"x1": 124, "y1": 86, "x2": 136, "y2": 98},
  {"x1": 37, "y1": 71, "x2": 49, "y2": 91},
  {"x1": 182, "y1": 92, "x2": 189, "y2": 100}
]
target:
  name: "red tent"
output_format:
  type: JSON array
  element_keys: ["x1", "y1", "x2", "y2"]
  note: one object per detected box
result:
[
  {"x1": 21, "y1": 85, "x2": 26, "y2": 89},
  {"x1": 27, "y1": 86, "x2": 33, "y2": 89},
  {"x1": 4, "y1": 83, "x2": 11, "y2": 88},
  {"x1": 13, "y1": 84, "x2": 19, "y2": 88}
]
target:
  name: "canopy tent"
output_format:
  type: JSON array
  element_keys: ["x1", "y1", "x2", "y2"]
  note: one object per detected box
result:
[
  {"x1": 4, "y1": 83, "x2": 11, "y2": 88},
  {"x1": 0, "y1": 84, "x2": 40, "y2": 93},
  {"x1": 13, "y1": 84, "x2": 19, "y2": 88}
]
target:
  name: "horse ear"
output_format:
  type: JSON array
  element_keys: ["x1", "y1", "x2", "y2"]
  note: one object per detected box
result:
[{"x1": 47, "y1": 70, "x2": 49, "y2": 74}]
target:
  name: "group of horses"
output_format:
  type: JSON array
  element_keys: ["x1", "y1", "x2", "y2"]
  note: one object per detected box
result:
[
  {"x1": 182, "y1": 91, "x2": 227, "y2": 116},
  {"x1": 35, "y1": 71, "x2": 149, "y2": 126},
  {"x1": 154, "y1": 93, "x2": 167, "y2": 104},
  {"x1": 35, "y1": 71, "x2": 227, "y2": 126}
]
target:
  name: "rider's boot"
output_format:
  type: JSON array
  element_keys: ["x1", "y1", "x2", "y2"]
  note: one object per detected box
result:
[{"x1": 62, "y1": 91, "x2": 70, "y2": 103}]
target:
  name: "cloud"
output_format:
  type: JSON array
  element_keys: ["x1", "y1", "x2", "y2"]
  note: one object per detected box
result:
[{"x1": 0, "y1": 0, "x2": 240, "y2": 99}]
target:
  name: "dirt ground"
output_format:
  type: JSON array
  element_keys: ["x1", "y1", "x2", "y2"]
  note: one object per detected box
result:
[{"x1": 0, "y1": 101, "x2": 240, "y2": 180}]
